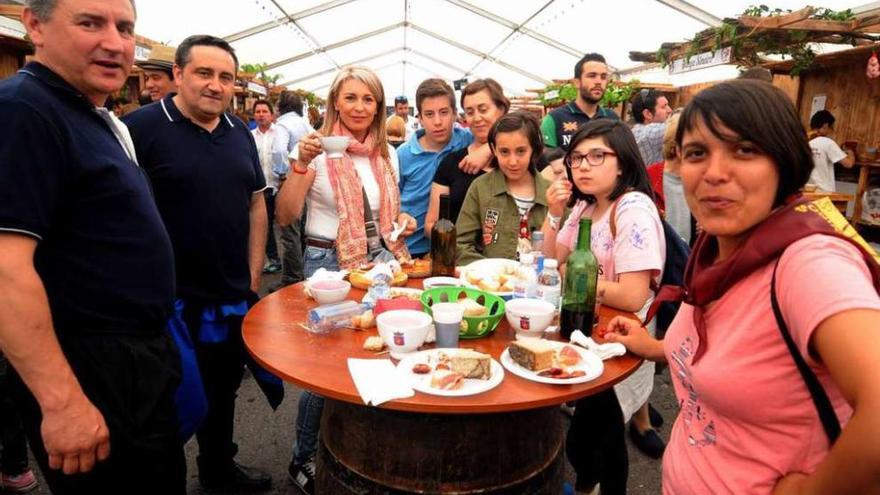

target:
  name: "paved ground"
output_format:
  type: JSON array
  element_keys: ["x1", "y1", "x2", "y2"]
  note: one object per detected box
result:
[{"x1": 25, "y1": 270, "x2": 676, "y2": 494}]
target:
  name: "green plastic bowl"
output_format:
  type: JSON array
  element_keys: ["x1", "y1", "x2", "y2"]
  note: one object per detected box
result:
[{"x1": 421, "y1": 287, "x2": 506, "y2": 339}]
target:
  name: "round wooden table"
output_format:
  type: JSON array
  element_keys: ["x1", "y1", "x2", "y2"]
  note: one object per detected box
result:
[{"x1": 243, "y1": 280, "x2": 643, "y2": 494}]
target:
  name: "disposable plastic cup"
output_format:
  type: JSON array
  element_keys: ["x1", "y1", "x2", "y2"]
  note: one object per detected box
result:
[{"x1": 431, "y1": 302, "x2": 464, "y2": 348}]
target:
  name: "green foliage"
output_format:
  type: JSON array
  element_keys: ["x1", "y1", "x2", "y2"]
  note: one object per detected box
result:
[
  {"x1": 240, "y1": 62, "x2": 281, "y2": 86},
  {"x1": 600, "y1": 80, "x2": 640, "y2": 108},
  {"x1": 813, "y1": 8, "x2": 854, "y2": 21},
  {"x1": 538, "y1": 79, "x2": 639, "y2": 109},
  {"x1": 742, "y1": 4, "x2": 790, "y2": 17},
  {"x1": 538, "y1": 82, "x2": 578, "y2": 107},
  {"x1": 655, "y1": 48, "x2": 670, "y2": 67},
  {"x1": 662, "y1": 5, "x2": 858, "y2": 75},
  {"x1": 292, "y1": 89, "x2": 326, "y2": 108}
]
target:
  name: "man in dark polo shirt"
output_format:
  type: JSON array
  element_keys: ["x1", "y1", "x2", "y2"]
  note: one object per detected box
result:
[
  {"x1": 541, "y1": 53, "x2": 619, "y2": 150},
  {"x1": 0, "y1": 0, "x2": 184, "y2": 493},
  {"x1": 123, "y1": 34, "x2": 271, "y2": 492}
]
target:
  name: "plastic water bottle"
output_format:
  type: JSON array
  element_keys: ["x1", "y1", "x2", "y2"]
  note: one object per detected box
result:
[
  {"x1": 513, "y1": 253, "x2": 538, "y2": 299},
  {"x1": 369, "y1": 272, "x2": 391, "y2": 301},
  {"x1": 531, "y1": 231, "x2": 545, "y2": 274},
  {"x1": 307, "y1": 301, "x2": 372, "y2": 333},
  {"x1": 537, "y1": 258, "x2": 561, "y2": 308}
]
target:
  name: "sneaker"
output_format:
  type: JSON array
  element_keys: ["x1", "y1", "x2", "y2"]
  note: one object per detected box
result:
[
  {"x1": 198, "y1": 461, "x2": 272, "y2": 492},
  {"x1": 570, "y1": 481, "x2": 600, "y2": 495},
  {"x1": 288, "y1": 460, "x2": 316, "y2": 495},
  {"x1": 649, "y1": 403, "x2": 664, "y2": 428},
  {"x1": 0, "y1": 470, "x2": 38, "y2": 493},
  {"x1": 629, "y1": 423, "x2": 666, "y2": 459}
]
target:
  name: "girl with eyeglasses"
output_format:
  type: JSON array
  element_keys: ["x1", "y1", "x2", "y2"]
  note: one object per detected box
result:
[
  {"x1": 455, "y1": 111, "x2": 550, "y2": 265},
  {"x1": 542, "y1": 119, "x2": 667, "y2": 495}
]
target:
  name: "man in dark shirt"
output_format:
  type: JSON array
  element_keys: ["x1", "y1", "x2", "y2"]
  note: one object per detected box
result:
[
  {"x1": 541, "y1": 53, "x2": 620, "y2": 150},
  {"x1": 0, "y1": 0, "x2": 184, "y2": 493},
  {"x1": 123, "y1": 34, "x2": 271, "y2": 492}
]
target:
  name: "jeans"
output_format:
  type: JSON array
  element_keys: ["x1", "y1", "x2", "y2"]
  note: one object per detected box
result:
[
  {"x1": 566, "y1": 389, "x2": 628, "y2": 495},
  {"x1": 0, "y1": 354, "x2": 28, "y2": 475},
  {"x1": 290, "y1": 245, "x2": 340, "y2": 465},
  {"x1": 263, "y1": 189, "x2": 279, "y2": 264},
  {"x1": 292, "y1": 391, "x2": 324, "y2": 465},
  {"x1": 302, "y1": 245, "x2": 340, "y2": 278}
]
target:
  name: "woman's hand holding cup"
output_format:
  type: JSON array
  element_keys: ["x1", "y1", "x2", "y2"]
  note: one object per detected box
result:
[{"x1": 297, "y1": 131, "x2": 324, "y2": 169}]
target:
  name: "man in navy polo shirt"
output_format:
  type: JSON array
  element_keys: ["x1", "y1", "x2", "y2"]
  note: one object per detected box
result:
[
  {"x1": 0, "y1": 0, "x2": 184, "y2": 493},
  {"x1": 541, "y1": 53, "x2": 620, "y2": 151},
  {"x1": 123, "y1": 35, "x2": 271, "y2": 492}
]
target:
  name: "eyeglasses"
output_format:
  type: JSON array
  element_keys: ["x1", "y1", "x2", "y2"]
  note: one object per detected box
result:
[{"x1": 565, "y1": 149, "x2": 617, "y2": 168}]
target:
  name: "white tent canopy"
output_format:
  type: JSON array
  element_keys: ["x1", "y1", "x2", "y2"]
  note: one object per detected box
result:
[{"x1": 134, "y1": 0, "x2": 877, "y2": 99}]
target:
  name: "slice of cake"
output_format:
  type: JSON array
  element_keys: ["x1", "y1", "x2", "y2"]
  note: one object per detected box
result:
[
  {"x1": 508, "y1": 340, "x2": 555, "y2": 371},
  {"x1": 449, "y1": 350, "x2": 492, "y2": 380}
]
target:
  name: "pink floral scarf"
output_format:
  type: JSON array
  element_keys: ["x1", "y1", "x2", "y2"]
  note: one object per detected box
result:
[{"x1": 324, "y1": 121, "x2": 410, "y2": 269}]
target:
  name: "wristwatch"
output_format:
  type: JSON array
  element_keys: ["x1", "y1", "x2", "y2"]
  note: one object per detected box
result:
[{"x1": 548, "y1": 213, "x2": 561, "y2": 231}]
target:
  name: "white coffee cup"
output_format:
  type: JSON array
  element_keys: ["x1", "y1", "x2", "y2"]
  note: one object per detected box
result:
[{"x1": 320, "y1": 136, "x2": 351, "y2": 159}]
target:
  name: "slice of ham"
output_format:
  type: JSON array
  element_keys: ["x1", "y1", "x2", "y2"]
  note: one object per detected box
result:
[
  {"x1": 558, "y1": 345, "x2": 582, "y2": 366},
  {"x1": 430, "y1": 369, "x2": 464, "y2": 390}
]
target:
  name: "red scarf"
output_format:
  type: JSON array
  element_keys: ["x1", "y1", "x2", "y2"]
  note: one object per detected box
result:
[
  {"x1": 324, "y1": 122, "x2": 410, "y2": 269},
  {"x1": 648, "y1": 196, "x2": 880, "y2": 363}
]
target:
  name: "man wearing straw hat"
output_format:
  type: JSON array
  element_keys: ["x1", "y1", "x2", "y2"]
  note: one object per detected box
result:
[{"x1": 136, "y1": 44, "x2": 176, "y2": 102}]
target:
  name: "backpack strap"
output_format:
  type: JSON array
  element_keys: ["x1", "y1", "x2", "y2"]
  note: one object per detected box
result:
[
  {"x1": 770, "y1": 258, "x2": 841, "y2": 445},
  {"x1": 608, "y1": 194, "x2": 660, "y2": 292}
]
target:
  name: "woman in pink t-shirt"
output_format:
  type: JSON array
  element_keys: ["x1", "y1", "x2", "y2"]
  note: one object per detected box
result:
[
  {"x1": 542, "y1": 119, "x2": 667, "y2": 494},
  {"x1": 606, "y1": 80, "x2": 880, "y2": 494}
]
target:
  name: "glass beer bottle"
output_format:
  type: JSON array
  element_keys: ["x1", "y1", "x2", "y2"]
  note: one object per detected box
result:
[
  {"x1": 430, "y1": 194, "x2": 456, "y2": 277},
  {"x1": 560, "y1": 218, "x2": 598, "y2": 339}
]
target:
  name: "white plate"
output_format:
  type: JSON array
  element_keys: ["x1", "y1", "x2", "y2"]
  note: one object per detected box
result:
[
  {"x1": 389, "y1": 287, "x2": 423, "y2": 300},
  {"x1": 361, "y1": 287, "x2": 423, "y2": 304},
  {"x1": 500, "y1": 341, "x2": 603, "y2": 385},
  {"x1": 396, "y1": 349, "x2": 504, "y2": 397},
  {"x1": 459, "y1": 258, "x2": 521, "y2": 297}
]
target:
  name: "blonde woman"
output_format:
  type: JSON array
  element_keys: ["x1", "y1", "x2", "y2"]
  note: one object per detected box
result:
[
  {"x1": 386, "y1": 114, "x2": 407, "y2": 148},
  {"x1": 277, "y1": 66, "x2": 415, "y2": 279},
  {"x1": 275, "y1": 66, "x2": 415, "y2": 493}
]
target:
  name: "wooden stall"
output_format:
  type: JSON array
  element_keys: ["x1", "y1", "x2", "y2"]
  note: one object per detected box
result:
[
  {"x1": 0, "y1": 4, "x2": 32, "y2": 80},
  {"x1": 767, "y1": 45, "x2": 880, "y2": 151},
  {"x1": 767, "y1": 44, "x2": 880, "y2": 229}
]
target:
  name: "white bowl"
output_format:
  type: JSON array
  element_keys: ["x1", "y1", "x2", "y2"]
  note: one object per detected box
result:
[
  {"x1": 320, "y1": 136, "x2": 351, "y2": 159},
  {"x1": 376, "y1": 310, "x2": 432, "y2": 355},
  {"x1": 422, "y1": 276, "x2": 462, "y2": 290},
  {"x1": 505, "y1": 298, "x2": 556, "y2": 338},
  {"x1": 308, "y1": 279, "x2": 351, "y2": 304}
]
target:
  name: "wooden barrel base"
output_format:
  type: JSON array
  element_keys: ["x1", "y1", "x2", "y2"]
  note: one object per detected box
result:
[{"x1": 317, "y1": 399, "x2": 564, "y2": 494}]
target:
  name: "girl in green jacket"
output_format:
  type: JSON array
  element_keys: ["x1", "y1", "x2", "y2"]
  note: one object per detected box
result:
[{"x1": 456, "y1": 112, "x2": 551, "y2": 265}]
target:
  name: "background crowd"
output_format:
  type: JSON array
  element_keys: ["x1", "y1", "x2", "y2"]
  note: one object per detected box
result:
[{"x1": 0, "y1": 1, "x2": 879, "y2": 495}]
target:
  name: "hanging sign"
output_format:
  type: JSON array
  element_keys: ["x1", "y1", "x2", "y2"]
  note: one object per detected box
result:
[
  {"x1": 669, "y1": 46, "x2": 732, "y2": 75},
  {"x1": 135, "y1": 44, "x2": 151, "y2": 61},
  {"x1": 247, "y1": 81, "x2": 268, "y2": 96}
]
